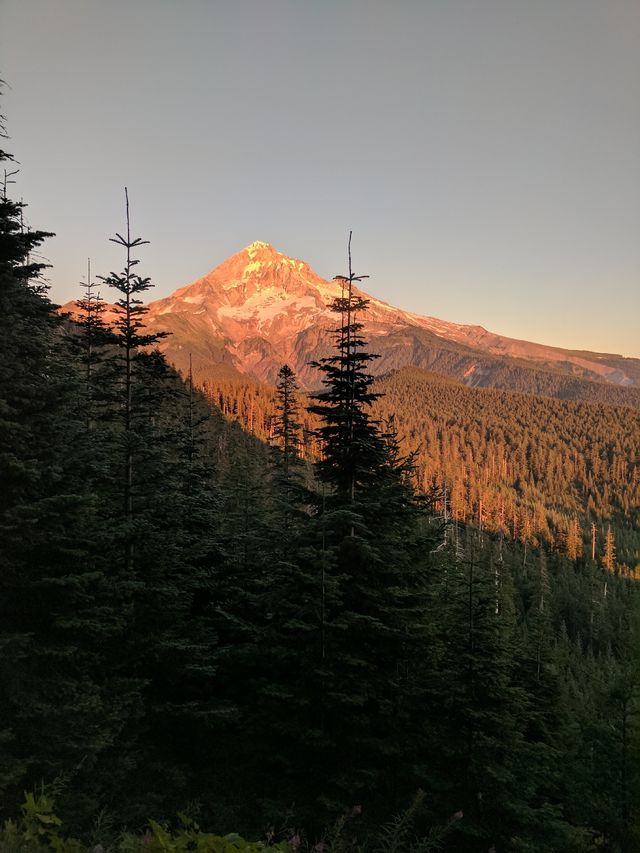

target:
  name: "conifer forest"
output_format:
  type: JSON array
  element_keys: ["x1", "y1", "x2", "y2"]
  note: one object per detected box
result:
[{"x1": 1, "y1": 101, "x2": 639, "y2": 853}]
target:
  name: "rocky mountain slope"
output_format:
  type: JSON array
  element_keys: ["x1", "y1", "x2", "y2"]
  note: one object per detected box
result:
[{"x1": 63, "y1": 241, "x2": 640, "y2": 405}]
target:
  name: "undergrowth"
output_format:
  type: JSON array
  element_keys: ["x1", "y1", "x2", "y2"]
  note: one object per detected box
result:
[{"x1": 0, "y1": 790, "x2": 457, "y2": 852}]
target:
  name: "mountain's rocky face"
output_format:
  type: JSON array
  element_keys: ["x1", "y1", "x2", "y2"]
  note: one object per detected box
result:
[
  {"x1": 143, "y1": 240, "x2": 439, "y2": 388},
  {"x1": 63, "y1": 241, "x2": 640, "y2": 402}
]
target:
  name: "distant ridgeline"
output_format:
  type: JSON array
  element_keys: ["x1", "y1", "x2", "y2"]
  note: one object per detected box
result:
[
  {"x1": 198, "y1": 366, "x2": 640, "y2": 572},
  {"x1": 61, "y1": 239, "x2": 640, "y2": 409}
]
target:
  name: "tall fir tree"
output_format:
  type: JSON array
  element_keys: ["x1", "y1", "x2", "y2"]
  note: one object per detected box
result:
[
  {"x1": 78, "y1": 190, "x2": 220, "y2": 822},
  {"x1": 304, "y1": 234, "x2": 437, "y2": 818},
  {"x1": 98, "y1": 188, "x2": 169, "y2": 573}
]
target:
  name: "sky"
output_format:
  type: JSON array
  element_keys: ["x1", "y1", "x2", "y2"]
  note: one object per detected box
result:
[{"x1": 1, "y1": 0, "x2": 638, "y2": 357}]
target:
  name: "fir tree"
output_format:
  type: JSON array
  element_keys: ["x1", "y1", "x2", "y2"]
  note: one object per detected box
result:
[
  {"x1": 603, "y1": 524, "x2": 617, "y2": 572},
  {"x1": 98, "y1": 188, "x2": 169, "y2": 573},
  {"x1": 273, "y1": 365, "x2": 302, "y2": 472},
  {"x1": 270, "y1": 363, "x2": 308, "y2": 547},
  {"x1": 0, "y1": 94, "x2": 129, "y2": 826},
  {"x1": 308, "y1": 233, "x2": 384, "y2": 514},
  {"x1": 304, "y1": 235, "x2": 436, "y2": 818},
  {"x1": 74, "y1": 258, "x2": 112, "y2": 387},
  {"x1": 79, "y1": 191, "x2": 219, "y2": 822}
]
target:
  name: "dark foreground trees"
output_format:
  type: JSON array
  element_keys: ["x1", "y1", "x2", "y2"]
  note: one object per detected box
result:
[{"x1": 0, "y1": 112, "x2": 106, "y2": 808}]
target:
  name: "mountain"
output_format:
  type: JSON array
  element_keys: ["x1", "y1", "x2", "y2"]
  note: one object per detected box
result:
[{"x1": 63, "y1": 241, "x2": 640, "y2": 405}]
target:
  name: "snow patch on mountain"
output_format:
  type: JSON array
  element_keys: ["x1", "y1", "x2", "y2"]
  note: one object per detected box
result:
[
  {"x1": 217, "y1": 293, "x2": 318, "y2": 326},
  {"x1": 244, "y1": 261, "x2": 264, "y2": 276},
  {"x1": 246, "y1": 240, "x2": 270, "y2": 258}
]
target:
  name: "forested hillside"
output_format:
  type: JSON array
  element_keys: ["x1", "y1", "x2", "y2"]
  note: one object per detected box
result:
[
  {"x1": 374, "y1": 367, "x2": 640, "y2": 570},
  {"x1": 195, "y1": 366, "x2": 640, "y2": 571},
  {"x1": 1, "y1": 111, "x2": 639, "y2": 852},
  {"x1": 368, "y1": 325, "x2": 640, "y2": 408}
]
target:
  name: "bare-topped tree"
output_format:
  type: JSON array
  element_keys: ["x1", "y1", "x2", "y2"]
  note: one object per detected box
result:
[
  {"x1": 99, "y1": 188, "x2": 168, "y2": 571},
  {"x1": 1, "y1": 166, "x2": 18, "y2": 201}
]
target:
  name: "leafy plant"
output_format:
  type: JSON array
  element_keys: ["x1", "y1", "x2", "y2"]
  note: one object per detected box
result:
[{"x1": 0, "y1": 790, "x2": 83, "y2": 851}]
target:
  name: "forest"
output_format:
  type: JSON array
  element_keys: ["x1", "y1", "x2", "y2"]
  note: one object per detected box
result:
[
  {"x1": 199, "y1": 367, "x2": 639, "y2": 572},
  {"x1": 1, "y1": 107, "x2": 639, "y2": 853}
]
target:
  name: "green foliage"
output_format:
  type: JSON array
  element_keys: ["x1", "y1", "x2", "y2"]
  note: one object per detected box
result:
[
  {"x1": 0, "y1": 792, "x2": 289, "y2": 853},
  {"x1": 0, "y1": 791, "x2": 83, "y2": 852},
  {"x1": 0, "y1": 792, "x2": 459, "y2": 853}
]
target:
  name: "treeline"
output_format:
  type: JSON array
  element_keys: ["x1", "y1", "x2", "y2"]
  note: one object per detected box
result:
[{"x1": 1, "y1": 120, "x2": 640, "y2": 852}]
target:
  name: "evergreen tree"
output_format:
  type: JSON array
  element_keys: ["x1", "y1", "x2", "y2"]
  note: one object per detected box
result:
[
  {"x1": 273, "y1": 365, "x2": 303, "y2": 474},
  {"x1": 74, "y1": 258, "x2": 112, "y2": 386},
  {"x1": 233, "y1": 365, "x2": 320, "y2": 824},
  {"x1": 603, "y1": 524, "x2": 617, "y2": 572},
  {"x1": 91, "y1": 195, "x2": 235, "y2": 822},
  {"x1": 424, "y1": 534, "x2": 526, "y2": 850},
  {"x1": 270, "y1": 363, "x2": 307, "y2": 547},
  {"x1": 98, "y1": 188, "x2": 169, "y2": 572},
  {"x1": 0, "y1": 96, "x2": 129, "y2": 826},
  {"x1": 308, "y1": 234, "x2": 384, "y2": 513},
  {"x1": 304, "y1": 235, "x2": 436, "y2": 818}
]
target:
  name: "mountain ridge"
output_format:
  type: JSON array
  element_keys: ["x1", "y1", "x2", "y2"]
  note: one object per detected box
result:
[{"x1": 62, "y1": 241, "x2": 640, "y2": 404}]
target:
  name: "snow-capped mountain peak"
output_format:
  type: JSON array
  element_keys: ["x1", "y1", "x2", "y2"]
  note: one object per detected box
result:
[{"x1": 61, "y1": 242, "x2": 640, "y2": 397}]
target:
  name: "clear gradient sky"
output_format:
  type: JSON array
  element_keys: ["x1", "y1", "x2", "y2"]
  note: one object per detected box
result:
[{"x1": 1, "y1": 0, "x2": 638, "y2": 356}]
